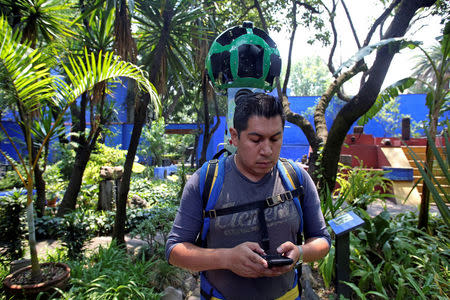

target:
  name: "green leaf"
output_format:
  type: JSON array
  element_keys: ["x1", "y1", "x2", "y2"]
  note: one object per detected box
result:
[
  {"x1": 335, "y1": 38, "x2": 422, "y2": 75},
  {"x1": 441, "y1": 21, "x2": 450, "y2": 58},
  {"x1": 395, "y1": 277, "x2": 406, "y2": 300},
  {"x1": 425, "y1": 92, "x2": 434, "y2": 108},
  {"x1": 404, "y1": 271, "x2": 427, "y2": 299},
  {"x1": 374, "y1": 263, "x2": 387, "y2": 295},
  {"x1": 367, "y1": 291, "x2": 389, "y2": 299},
  {"x1": 405, "y1": 133, "x2": 450, "y2": 227},
  {"x1": 358, "y1": 77, "x2": 415, "y2": 126},
  {"x1": 382, "y1": 241, "x2": 392, "y2": 261},
  {"x1": 342, "y1": 281, "x2": 366, "y2": 300}
]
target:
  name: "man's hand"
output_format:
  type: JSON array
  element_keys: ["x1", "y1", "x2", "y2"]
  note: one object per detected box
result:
[
  {"x1": 276, "y1": 237, "x2": 330, "y2": 265},
  {"x1": 262, "y1": 241, "x2": 299, "y2": 274},
  {"x1": 276, "y1": 241, "x2": 300, "y2": 264},
  {"x1": 225, "y1": 242, "x2": 290, "y2": 278}
]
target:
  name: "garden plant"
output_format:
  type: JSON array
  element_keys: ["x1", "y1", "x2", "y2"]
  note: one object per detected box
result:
[
  {"x1": 0, "y1": 14, "x2": 157, "y2": 284},
  {"x1": 0, "y1": 1, "x2": 448, "y2": 299}
]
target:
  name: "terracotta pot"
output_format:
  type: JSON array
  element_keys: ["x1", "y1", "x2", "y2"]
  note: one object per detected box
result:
[{"x1": 3, "y1": 262, "x2": 70, "y2": 299}]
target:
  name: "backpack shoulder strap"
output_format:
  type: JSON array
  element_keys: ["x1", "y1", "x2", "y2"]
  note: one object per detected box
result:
[
  {"x1": 199, "y1": 159, "x2": 218, "y2": 209},
  {"x1": 277, "y1": 158, "x2": 305, "y2": 236},
  {"x1": 198, "y1": 157, "x2": 226, "y2": 244},
  {"x1": 277, "y1": 158, "x2": 304, "y2": 196}
]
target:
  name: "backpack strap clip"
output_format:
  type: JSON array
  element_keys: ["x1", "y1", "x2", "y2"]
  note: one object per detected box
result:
[
  {"x1": 203, "y1": 209, "x2": 217, "y2": 219},
  {"x1": 266, "y1": 193, "x2": 283, "y2": 207},
  {"x1": 266, "y1": 188, "x2": 301, "y2": 207}
]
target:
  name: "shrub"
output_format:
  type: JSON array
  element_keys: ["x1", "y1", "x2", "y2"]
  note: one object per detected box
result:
[
  {"x1": 0, "y1": 262, "x2": 8, "y2": 298},
  {"x1": 129, "y1": 201, "x2": 178, "y2": 258},
  {"x1": 346, "y1": 209, "x2": 450, "y2": 299},
  {"x1": 35, "y1": 215, "x2": 63, "y2": 240},
  {"x1": 0, "y1": 189, "x2": 26, "y2": 262},
  {"x1": 48, "y1": 141, "x2": 76, "y2": 180},
  {"x1": 335, "y1": 160, "x2": 393, "y2": 210},
  {"x1": 83, "y1": 143, "x2": 126, "y2": 185},
  {"x1": 138, "y1": 118, "x2": 166, "y2": 166},
  {"x1": 78, "y1": 184, "x2": 100, "y2": 210},
  {"x1": 64, "y1": 242, "x2": 161, "y2": 298},
  {"x1": 129, "y1": 177, "x2": 180, "y2": 207},
  {"x1": 0, "y1": 166, "x2": 25, "y2": 190},
  {"x1": 59, "y1": 209, "x2": 93, "y2": 260},
  {"x1": 43, "y1": 163, "x2": 68, "y2": 202}
]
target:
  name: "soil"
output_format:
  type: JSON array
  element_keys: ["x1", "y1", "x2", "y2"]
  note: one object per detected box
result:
[
  {"x1": 8, "y1": 264, "x2": 66, "y2": 285},
  {"x1": 308, "y1": 264, "x2": 334, "y2": 299}
]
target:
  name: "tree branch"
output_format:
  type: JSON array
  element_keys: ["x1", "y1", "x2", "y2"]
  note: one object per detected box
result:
[
  {"x1": 281, "y1": 94, "x2": 319, "y2": 150},
  {"x1": 360, "y1": 0, "x2": 401, "y2": 87},
  {"x1": 253, "y1": 0, "x2": 267, "y2": 32},
  {"x1": 283, "y1": 0, "x2": 297, "y2": 94},
  {"x1": 323, "y1": 0, "x2": 437, "y2": 191},
  {"x1": 336, "y1": 89, "x2": 352, "y2": 102},
  {"x1": 237, "y1": 5, "x2": 256, "y2": 25},
  {"x1": 163, "y1": 92, "x2": 182, "y2": 120},
  {"x1": 323, "y1": 0, "x2": 338, "y2": 76},
  {"x1": 295, "y1": 1, "x2": 319, "y2": 14},
  {"x1": 283, "y1": 0, "x2": 321, "y2": 94},
  {"x1": 314, "y1": 61, "x2": 367, "y2": 141},
  {"x1": 363, "y1": 0, "x2": 402, "y2": 47},
  {"x1": 341, "y1": 0, "x2": 361, "y2": 49}
]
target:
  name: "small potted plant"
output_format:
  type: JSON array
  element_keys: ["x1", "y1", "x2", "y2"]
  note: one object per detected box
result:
[{"x1": 0, "y1": 17, "x2": 157, "y2": 297}]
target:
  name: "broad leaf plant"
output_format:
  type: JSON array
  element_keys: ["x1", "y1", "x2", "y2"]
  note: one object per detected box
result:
[{"x1": 0, "y1": 16, "x2": 159, "y2": 281}]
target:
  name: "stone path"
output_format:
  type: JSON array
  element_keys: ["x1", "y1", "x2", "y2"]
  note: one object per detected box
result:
[
  {"x1": 34, "y1": 235, "x2": 147, "y2": 258},
  {"x1": 367, "y1": 199, "x2": 440, "y2": 217}
]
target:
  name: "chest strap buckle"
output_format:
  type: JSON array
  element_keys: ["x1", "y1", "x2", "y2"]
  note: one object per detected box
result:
[{"x1": 203, "y1": 209, "x2": 217, "y2": 218}]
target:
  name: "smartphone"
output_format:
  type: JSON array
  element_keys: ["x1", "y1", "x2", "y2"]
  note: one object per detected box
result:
[{"x1": 260, "y1": 254, "x2": 293, "y2": 268}]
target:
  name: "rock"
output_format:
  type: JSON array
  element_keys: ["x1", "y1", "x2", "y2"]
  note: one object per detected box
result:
[
  {"x1": 98, "y1": 180, "x2": 114, "y2": 211},
  {"x1": 183, "y1": 274, "x2": 200, "y2": 298},
  {"x1": 302, "y1": 279, "x2": 320, "y2": 300},
  {"x1": 302, "y1": 264, "x2": 319, "y2": 287},
  {"x1": 100, "y1": 166, "x2": 123, "y2": 180},
  {"x1": 161, "y1": 286, "x2": 183, "y2": 300},
  {"x1": 129, "y1": 194, "x2": 148, "y2": 208},
  {"x1": 301, "y1": 264, "x2": 321, "y2": 300}
]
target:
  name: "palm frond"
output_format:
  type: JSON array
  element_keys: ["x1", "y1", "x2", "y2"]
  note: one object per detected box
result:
[
  {"x1": 60, "y1": 49, "x2": 160, "y2": 114},
  {"x1": 0, "y1": 16, "x2": 54, "y2": 116}
]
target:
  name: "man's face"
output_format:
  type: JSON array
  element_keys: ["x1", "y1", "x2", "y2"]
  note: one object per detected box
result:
[{"x1": 230, "y1": 115, "x2": 283, "y2": 182}]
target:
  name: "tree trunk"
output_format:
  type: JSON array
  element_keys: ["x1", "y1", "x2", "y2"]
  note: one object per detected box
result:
[
  {"x1": 200, "y1": 72, "x2": 210, "y2": 166},
  {"x1": 113, "y1": 1, "x2": 174, "y2": 246},
  {"x1": 192, "y1": 132, "x2": 199, "y2": 168},
  {"x1": 33, "y1": 159, "x2": 46, "y2": 217},
  {"x1": 320, "y1": 0, "x2": 436, "y2": 191},
  {"x1": 418, "y1": 99, "x2": 439, "y2": 230},
  {"x1": 126, "y1": 79, "x2": 137, "y2": 123},
  {"x1": 57, "y1": 91, "x2": 105, "y2": 217},
  {"x1": 56, "y1": 142, "x2": 91, "y2": 216},
  {"x1": 113, "y1": 94, "x2": 148, "y2": 245},
  {"x1": 26, "y1": 202, "x2": 42, "y2": 281},
  {"x1": 417, "y1": 141, "x2": 433, "y2": 230}
]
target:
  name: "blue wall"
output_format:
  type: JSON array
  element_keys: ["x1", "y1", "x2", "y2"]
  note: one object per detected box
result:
[
  {"x1": 203, "y1": 94, "x2": 449, "y2": 162},
  {"x1": 1, "y1": 91, "x2": 448, "y2": 165}
]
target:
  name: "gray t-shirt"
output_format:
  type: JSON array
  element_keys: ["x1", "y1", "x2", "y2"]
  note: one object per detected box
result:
[{"x1": 166, "y1": 155, "x2": 330, "y2": 299}]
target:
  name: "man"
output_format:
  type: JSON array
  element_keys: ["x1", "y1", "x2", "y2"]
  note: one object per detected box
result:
[{"x1": 165, "y1": 92, "x2": 330, "y2": 299}]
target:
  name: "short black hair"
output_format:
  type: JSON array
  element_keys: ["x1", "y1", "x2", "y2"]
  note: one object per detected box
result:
[{"x1": 233, "y1": 90, "x2": 285, "y2": 136}]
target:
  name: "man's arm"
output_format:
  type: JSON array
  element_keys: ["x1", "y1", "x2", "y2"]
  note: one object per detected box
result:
[
  {"x1": 169, "y1": 241, "x2": 289, "y2": 278},
  {"x1": 276, "y1": 237, "x2": 330, "y2": 265},
  {"x1": 302, "y1": 237, "x2": 330, "y2": 262}
]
